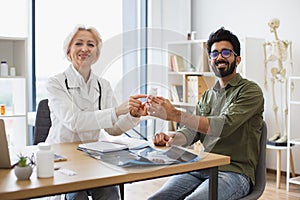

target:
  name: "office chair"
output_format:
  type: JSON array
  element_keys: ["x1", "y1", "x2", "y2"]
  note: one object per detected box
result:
[
  {"x1": 240, "y1": 121, "x2": 267, "y2": 200},
  {"x1": 33, "y1": 99, "x2": 125, "y2": 200},
  {"x1": 33, "y1": 99, "x2": 52, "y2": 145}
]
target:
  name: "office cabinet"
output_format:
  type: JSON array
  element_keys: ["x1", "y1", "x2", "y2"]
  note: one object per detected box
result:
[{"x1": 0, "y1": 37, "x2": 28, "y2": 147}]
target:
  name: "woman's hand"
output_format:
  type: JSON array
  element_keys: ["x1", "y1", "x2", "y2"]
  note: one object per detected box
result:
[
  {"x1": 129, "y1": 94, "x2": 148, "y2": 117},
  {"x1": 115, "y1": 94, "x2": 148, "y2": 117}
]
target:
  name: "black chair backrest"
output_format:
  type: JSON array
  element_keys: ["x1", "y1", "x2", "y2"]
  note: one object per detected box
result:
[
  {"x1": 254, "y1": 121, "x2": 267, "y2": 191},
  {"x1": 240, "y1": 120, "x2": 267, "y2": 200},
  {"x1": 33, "y1": 99, "x2": 51, "y2": 145}
]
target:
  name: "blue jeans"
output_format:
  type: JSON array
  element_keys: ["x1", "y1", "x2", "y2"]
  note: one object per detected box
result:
[
  {"x1": 148, "y1": 171, "x2": 250, "y2": 200},
  {"x1": 65, "y1": 185, "x2": 120, "y2": 200}
]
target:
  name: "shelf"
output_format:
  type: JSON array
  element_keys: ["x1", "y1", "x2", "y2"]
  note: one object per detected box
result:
[
  {"x1": 290, "y1": 138, "x2": 300, "y2": 145},
  {"x1": 168, "y1": 40, "x2": 209, "y2": 73},
  {"x1": 288, "y1": 176, "x2": 300, "y2": 185},
  {"x1": 266, "y1": 144, "x2": 291, "y2": 150},
  {"x1": 0, "y1": 114, "x2": 27, "y2": 118},
  {"x1": 168, "y1": 71, "x2": 214, "y2": 76},
  {"x1": 168, "y1": 39, "x2": 207, "y2": 45},
  {"x1": 0, "y1": 38, "x2": 27, "y2": 77},
  {"x1": 0, "y1": 76, "x2": 26, "y2": 79},
  {"x1": 287, "y1": 76, "x2": 300, "y2": 191},
  {"x1": 0, "y1": 36, "x2": 28, "y2": 147}
]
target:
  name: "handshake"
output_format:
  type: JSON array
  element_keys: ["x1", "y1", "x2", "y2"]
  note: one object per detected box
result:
[
  {"x1": 128, "y1": 87, "x2": 178, "y2": 121},
  {"x1": 128, "y1": 87, "x2": 157, "y2": 118}
]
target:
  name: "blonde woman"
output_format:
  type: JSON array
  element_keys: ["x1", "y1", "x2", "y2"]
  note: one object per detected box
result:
[{"x1": 46, "y1": 25, "x2": 146, "y2": 200}]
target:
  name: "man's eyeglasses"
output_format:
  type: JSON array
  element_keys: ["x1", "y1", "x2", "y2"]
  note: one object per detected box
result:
[{"x1": 209, "y1": 49, "x2": 237, "y2": 59}]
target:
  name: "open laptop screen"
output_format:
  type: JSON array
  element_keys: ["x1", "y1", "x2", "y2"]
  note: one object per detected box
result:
[{"x1": 0, "y1": 119, "x2": 18, "y2": 168}]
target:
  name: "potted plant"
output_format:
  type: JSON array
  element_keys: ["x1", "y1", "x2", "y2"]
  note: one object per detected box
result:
[{"x1": 14, "y1": 153, "x2": 35, "y2": 180}]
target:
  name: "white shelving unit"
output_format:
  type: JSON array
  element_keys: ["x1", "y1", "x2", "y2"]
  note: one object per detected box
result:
[
  {"x1": 167, "y1": 40, "x2": 214, "y2": 105},
  {"x1": 0, "y1": 37, "x2": 28, "y2": 147},
  {"x1": 168, "y1": 39, "x2": 209, "y2": 72},
  {"x1": 166, "y1": 40, "x2": 215, "y2": 131},
  {"x1": 287, "y1": 76, "x2": 300, "y2": 191}
]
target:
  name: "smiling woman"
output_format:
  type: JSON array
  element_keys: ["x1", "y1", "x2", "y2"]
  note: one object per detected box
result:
[{"x1": 64, "y1": 26, "x2": 102, "y2": 81}]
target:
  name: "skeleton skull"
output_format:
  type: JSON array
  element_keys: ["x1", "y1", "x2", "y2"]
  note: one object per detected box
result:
[{"x1": 268, "y1": 18, "x2": 280, "y2": 33}]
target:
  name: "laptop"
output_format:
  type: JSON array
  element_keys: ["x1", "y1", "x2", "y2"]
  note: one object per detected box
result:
[{"x1": 0, "y1": 119, "x2": 19, "y2": 168}]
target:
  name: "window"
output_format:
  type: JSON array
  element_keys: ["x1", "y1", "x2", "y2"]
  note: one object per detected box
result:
[{"x1": 33, "y1": 0, "x2": 150, "y2": 139}]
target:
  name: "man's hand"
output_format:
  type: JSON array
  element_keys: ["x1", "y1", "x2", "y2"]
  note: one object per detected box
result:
[
  {"x1": 153, "y1": 132, "x2": 174, "y2": 147},
  {"x1": 148, "y1": 96, "x2": 180, "y2": 121}
]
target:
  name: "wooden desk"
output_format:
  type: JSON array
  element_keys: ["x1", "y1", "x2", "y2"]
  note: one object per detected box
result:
[{"x1": 0, "y1": 143, "x2": 230, "y2": 200}]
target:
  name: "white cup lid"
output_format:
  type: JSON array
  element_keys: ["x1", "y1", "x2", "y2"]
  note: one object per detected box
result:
[{"x1": 38, "y1": 142, "x2": 51, "y2": 150}]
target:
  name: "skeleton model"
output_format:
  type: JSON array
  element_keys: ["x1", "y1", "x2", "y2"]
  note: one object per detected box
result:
[{"x1": 263, "y1": 18, "x2": 293, "y2": 144}]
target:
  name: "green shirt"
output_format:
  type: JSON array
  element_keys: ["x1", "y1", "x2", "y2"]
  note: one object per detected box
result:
[{"x1": 179, "y1": 73, "x2": 264, "y2": 185}]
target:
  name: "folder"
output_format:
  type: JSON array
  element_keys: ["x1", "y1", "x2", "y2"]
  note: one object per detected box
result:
[{"x1": 78, "y1": 141, "x2": 128, "y2": 153}]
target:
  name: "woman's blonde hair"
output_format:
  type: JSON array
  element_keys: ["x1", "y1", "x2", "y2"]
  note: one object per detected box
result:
[{"x1": 63, "y1": 24, "x2": 102, "y2": 61}]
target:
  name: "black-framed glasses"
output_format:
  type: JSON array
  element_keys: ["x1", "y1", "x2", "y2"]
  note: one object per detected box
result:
[{"x1": 209, "y1": 49, "x2": 237, "y2": 59}]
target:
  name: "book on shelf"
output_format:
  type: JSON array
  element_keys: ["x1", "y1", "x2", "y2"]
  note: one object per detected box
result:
[
  {"x1": 170, "y1": 55, "x2": 186, "y2": 72},
  {"x1": 170, "y1": 84, "x2": 183, "y2": 102},
  {"x1": 185, "y1": 75, "x2": 215, "y2": 104}
]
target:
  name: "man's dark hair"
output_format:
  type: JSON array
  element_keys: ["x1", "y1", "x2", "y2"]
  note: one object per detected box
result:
[{"x1": 206, "y1": 27, "x2": 240, "y2": 56}]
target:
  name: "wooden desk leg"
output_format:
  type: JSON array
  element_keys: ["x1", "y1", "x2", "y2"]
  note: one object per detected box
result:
[
  {"x1": 208, "y1": 167, "x2": 218, "y2": 200},
  {"x1": 290, "y1": 149, "x2": 296, "y2": 177},
  {"x1": 276, "y1": 150, "x2": 281, "y2": 189}
]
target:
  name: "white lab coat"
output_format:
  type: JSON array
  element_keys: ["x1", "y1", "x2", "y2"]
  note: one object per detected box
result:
[{"x1": 45, "y1": 65, "x2": 139, "y2": 144}]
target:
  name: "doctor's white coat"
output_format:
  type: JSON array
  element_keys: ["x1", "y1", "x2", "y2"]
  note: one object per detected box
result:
[{"x1": 45, "y1": 65, "x2": 139, "y2": 144}]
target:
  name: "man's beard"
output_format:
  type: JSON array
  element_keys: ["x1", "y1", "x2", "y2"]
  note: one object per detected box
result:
[{"x1": 211, "y1": 58, "x2": 236, "y2": 78}]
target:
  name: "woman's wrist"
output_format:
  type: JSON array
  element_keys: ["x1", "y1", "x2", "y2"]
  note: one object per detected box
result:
[
  {"x1": 115, "y1": 106, "x2": 123, "y2": 117},
  {"x1": 115, "y1": 104, "x2": 129, "y2": 117}
]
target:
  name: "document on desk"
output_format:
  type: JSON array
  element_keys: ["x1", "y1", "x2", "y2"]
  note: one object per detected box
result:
[
  {"x1": 78, "y1": 141, "x2": 128, "y2": 153},
  {"x1": 101, "y1": 135, "x2": 150, "y2": 150},
  {"x1": 78, "y1": 136, "x2": 150, "y2": 153},
  {"x1": 78, "y1": 143, "x2": 200, "y2": 167}
]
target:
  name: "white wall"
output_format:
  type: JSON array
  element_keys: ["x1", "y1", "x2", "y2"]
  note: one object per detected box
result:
[
  {"x1": 148, "y1": 0, "x2": 191, "y2": 94},
  {"x1": 0, "y1": 0, "x2": 28, "y2": 38},
  {"x1": 147, "y1": 0, "x2": 191, "y2": 133},
  {"x1": 191, "y1": 0, "x2": 300, "y2": 173}
]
